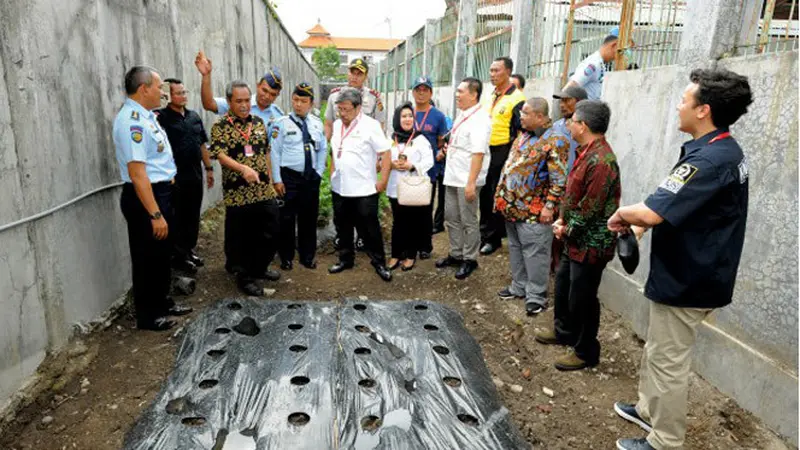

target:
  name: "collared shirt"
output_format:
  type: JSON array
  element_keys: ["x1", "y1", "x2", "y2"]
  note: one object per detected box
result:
[
  {"x1": 214, "y1": 94, "x2": 284, "y2": 126},
  {"x1": 325, "y1": 86, "x2": 386, "y2": 125},
  {"x1": 208, "y1": 113, "x2": 276, "y2": 207},
  {"x1": 561, "y1": 137, "x2": 620, "y2": 264},
  {"x1": 495, "y1": 126, "x2": 569, "y2": 223},
  {"x1": 269, "y1": 112, "x2": 327, "y2": 183},
  {"x1": 387, "y1": 135, "x2": 434, "y2": 199},
  {"x1": 569, "y1": 51, "x2": 605, "y2": 100},
  {"x1": 644, "y1": 129, "x2": 748, "y2": 309},
  {"x1": 443, "y1": 104, "x2": 492, "y2": 188},
  {"x1": 156, "y1": 107, "x2": 207, "y2": 183},
  {"x1": 486, "y1": 84, "x2": 526, "y2": 146},
  {"x1": 330, "y1": 113, "x2": 391, "y2": 197},
  {"x1": 413, "y1": 106, "x2": 450, "y2": 180},
  {"x1": 552, "y1": 117, "x2": 579, "y2": 172},
  {"x1": 113, "y1": 98, "x2": 176, "y2": 183}
]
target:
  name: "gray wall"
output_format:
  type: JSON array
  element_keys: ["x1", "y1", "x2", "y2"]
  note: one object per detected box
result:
[
  {"x1": 599, "y1": 51, "x2": 799, "y2": 444},
  {"x1": 0, "y1": 0, "x2": 318, "y2": 412}
]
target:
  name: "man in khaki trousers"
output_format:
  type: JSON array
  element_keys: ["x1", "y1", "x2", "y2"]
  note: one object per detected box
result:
[{"x1": 606, "y1": 68, "x2": 753, "y2": 450}]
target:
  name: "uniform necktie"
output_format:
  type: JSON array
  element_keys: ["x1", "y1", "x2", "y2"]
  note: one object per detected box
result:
[{"x1": 290, "y1": 116, "x2": 316, "y2": 180}]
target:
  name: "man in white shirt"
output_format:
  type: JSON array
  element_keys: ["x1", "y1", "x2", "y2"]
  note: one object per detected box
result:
[
  {"x1": 563, "y1": 34, "x2": 618, "y2": 100},
  {"x1": 434, "y1": 78, "x2": 491, "y2": 280},
  {"x1": 328, "y1": 88, "x2": 393, "y2": 281}
]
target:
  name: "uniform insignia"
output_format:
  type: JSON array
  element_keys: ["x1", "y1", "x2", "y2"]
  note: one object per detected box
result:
[
  {"x1": 130, "y1": 125, "x2": 143, "y2": 143},
  {"x1": 659, "y1": 163, "x2": 698, "y2": 194},
  {"x1": 271, "y1": 128, "x2": 279, "y2": 139},
  {"x1": 499, "y1": 107, "x2": 506, "y2": 115},
  {"x1": 369, "y1": 88, "x2": 380, "y2": 97},
  {"x1": 157, "y1": 142, "x2": 165, "y2": 152},
  {"x1": 130, "y1": 110, "x2": 140, "y2": 121},
  {"x1": 377, "y1": 100, "x2": 384, "y2": 112},
  {"x1": 585, "y1": 64, "x2": 596, "y2": 76}
]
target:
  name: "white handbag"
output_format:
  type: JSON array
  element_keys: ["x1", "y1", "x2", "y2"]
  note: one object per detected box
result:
[{"x1": 397, "y1": 170, "x2": 432, "y2": 206}]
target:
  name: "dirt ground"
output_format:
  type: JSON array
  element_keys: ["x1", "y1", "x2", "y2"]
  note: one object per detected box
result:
[{"x1": 0, "y1": 206, "x2": 792, "y2": 450}]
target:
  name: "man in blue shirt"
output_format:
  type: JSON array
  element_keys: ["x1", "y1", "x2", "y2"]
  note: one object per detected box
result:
[
  {"x1": 552, "y1": 85, "x2": 587, "y2": 172},
  {"x1": 411, "y1": 76, "x2": 450, "y2": 242},
  {"x1": 194, "y1": 50, "x2": 284, "y2": 126},
  {"x1": 270, "y1": 83, "x2": 327, "y2": 270},
  {"x1": 607, "y1": 69, "x2": 753, "y2": 450},
  {"x1": 113, "y1": 66, "x2": 193, "y2": 332}
]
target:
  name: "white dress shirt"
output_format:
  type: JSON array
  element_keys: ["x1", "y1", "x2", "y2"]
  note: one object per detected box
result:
[
  {"x1": 330, "y1": 113, "x2": 391, "y2": 197},
  {"x1": 386, "y1": 135, "x2": 434, "y2": 199},
  {"x1": 443, "y1": 104, "x2": 491, "y2": 188}
]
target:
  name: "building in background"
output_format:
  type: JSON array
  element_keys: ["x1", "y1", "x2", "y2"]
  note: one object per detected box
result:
[{"x1": 298, "y1": 21, "x2": 401, "y2": 74}]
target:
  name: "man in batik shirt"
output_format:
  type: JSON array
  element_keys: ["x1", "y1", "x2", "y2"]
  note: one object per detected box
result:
[
  {"x1": 535, "y1": 100, "x2": 621, "y2": 372},
  {"x1": 494, "y1": 97, "x2": 568, "y2": 316}
]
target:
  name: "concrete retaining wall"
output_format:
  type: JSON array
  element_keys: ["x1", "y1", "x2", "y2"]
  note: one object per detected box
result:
[
  {"x1": 0, "y1": 0, "x2": 318, "y2": 413},
  {"x1": 598, "y1": 51, "x2": 798, "y2": 445}
]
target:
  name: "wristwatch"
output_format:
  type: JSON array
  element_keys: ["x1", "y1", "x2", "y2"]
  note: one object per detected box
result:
[{"x1": 150, "y1": 211, "x2": 163, "y2": 220}]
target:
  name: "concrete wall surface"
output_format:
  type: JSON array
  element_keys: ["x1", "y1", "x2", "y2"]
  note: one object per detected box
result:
[
  {"x1": 599, "y1": 50, "x2": 798, "y2": 444},
  {"x1": 0, "y1": 0, "x2": 318, "y2": 412}
]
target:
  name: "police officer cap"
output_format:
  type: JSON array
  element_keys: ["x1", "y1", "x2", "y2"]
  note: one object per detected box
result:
[
  {"x1": 293, "y1": 82, "x2": 314, "y2": 98},
  {"x1": 553, "y1": 86, "x2": 588, "y2": 100},
  {"x1": 616, "y1": 232, "x2": 640, "y2": 275},
  {"x1": 262, "y1": 66, "x2": 283, "y2": 89},
  {"x1": 349, "y1": 58, "x2": 368, "y2": 74},
  {"x1": 412, "y1": 76, "x2": 433, "y2": 90}
]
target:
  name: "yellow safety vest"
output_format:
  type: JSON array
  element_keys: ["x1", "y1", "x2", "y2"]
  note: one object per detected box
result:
[{"x1": 486, "y1": 87, "x2": 526, "y2": 146}]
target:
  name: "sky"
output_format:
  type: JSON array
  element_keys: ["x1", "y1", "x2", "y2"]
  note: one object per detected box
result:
[{"x1": 273, "y1": 0, "x2": 448, "y2": 43}]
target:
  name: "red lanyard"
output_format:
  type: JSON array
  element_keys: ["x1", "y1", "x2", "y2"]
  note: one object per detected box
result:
[
  {"x1": 393, "y1": 131, "x2": 416, "y2": 154},
  {"x1": 450, "y1": 106, "x2": 481, "y2": 142},
  {"x1": 517, "y1": 132, "x2": 534, "y2": 150},
  {"x1": 414, "y1": 106, "x2": 432, "y2": 132},
  {"x1": 227, "y1": 116, "x2": 253, "y2": 143},
  {"x1": 491, "y1": 83, "x2": 514, "y2": 113},
  {"x1": 709, "y1": 131, "x2": 731, "y2": 144},
  {"x1": 337, "y1": 114, "x2": 361, "y2": 158}
]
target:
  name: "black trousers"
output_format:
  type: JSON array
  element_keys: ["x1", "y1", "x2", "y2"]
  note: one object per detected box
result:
[
  {"x1": 278, "y1": 168, "x2": 320, "y2": 264},
  {"x1": 224, "y1": 200, "x2": 280, "y2": 284},
  {"x1": 332, "y1": 192, "x2": 385, "y2": 266},
  {"x1": 431, "y1": 170, "x2": 446, "y2": 231},
  {"x1": 390, "y1": 198, "x2": 432, "y2": 260},
  {"x1": 480, "y1": 143, "x2": 512, "y2": 247},
  {"x1": 554, "y1": 249, "x2": 607, "y2": 364},
  {"x1": 120, "y1": 182, "x2": 175, "y2": 325},
  {"x1": 172, "y1": 178, "x2": 203, "y2": 259}
]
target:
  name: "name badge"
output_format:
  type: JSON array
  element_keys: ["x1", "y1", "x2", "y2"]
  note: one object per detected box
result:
[{"x1": 245, "y1": 145, "x2": 254, "y2": 157}]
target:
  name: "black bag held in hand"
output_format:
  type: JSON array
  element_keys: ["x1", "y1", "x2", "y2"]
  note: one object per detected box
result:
[{"x1": 617, "y1": 232, "x2": 640, "y2": 274}]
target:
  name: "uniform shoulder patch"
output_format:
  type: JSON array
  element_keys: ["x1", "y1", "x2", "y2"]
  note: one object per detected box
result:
[
  {"x1": 330, "y1": 87, "x2": 341, "y2": 94},
  {"x1": 659, "y1": 163, "x2": 698, "y2": 194},
  {"x1": 130, "y1": 110, "x2": 140, "y2": 121},
  {"x1": 584, "y1": 64, "x2": 596, "y2": 76},
  {"x1": 271, "y1": 127, "x2": 279, "y2": 139},
  {"x1": 130, "y1": 125, "x2": 143, "y2": 143},
  {"x1": 369, "y1": 88, "x2": 380, "y2": 97}
]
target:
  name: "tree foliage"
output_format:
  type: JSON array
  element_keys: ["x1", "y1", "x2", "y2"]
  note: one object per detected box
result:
[{"x1": 312, "y1": 45, "x2": 343, "y2": 81}]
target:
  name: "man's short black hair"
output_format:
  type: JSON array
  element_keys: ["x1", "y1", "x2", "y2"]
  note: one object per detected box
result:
[
  {"x1": 689, "y1": 68, "x2": 753, "y2": 129},
  {"x1": 574, "y1": 100, "x2": 611, "y2": 134},
  {"x1": 124, "y1": 66, "x2": 156, "y2": 95},
  {"x1": 164, "y1": 78, "x2": 182, "y2": 85},
  {"x1": 494, "y1": 56, "x2": 513, "y2": 72},
  {"x1": 603, "y1": 35, "x2": 619, "y2": 45},
  {"x1": 511, "y1": 73, "x2": 526, "y2": 89},
  {"x1": 462, "y1": 77, "x2": 483, "y2": 100}
]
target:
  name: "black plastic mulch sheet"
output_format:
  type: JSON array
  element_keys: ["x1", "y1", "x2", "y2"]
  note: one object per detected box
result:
[{"x1": 124, "y1": 299, "x2": 530, "y2": 450}]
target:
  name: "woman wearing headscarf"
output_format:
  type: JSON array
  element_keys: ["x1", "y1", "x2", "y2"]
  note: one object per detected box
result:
[{"x1": 387, "y1": 102, "x2": 434, "y2": 271}]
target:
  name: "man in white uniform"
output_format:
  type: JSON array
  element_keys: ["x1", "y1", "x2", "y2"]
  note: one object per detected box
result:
[{"x1": 563, "y1": 34, "x2": 618, "y2": 100}]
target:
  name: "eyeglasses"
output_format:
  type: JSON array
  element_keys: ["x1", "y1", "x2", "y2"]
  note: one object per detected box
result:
[{"x1": 337, "y1": 105, "x2": 355, "y2": 114}]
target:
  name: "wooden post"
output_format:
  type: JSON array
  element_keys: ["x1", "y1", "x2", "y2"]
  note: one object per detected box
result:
[
  {"x1": 758, "y1": 0, "x2": 778, "y2": 53},
  {"x1": 560, "y1": 0, "x2": 576, "y2": 87},
  {"x1": 615, "y1": 0, "x2": 636, "y2": 71}
]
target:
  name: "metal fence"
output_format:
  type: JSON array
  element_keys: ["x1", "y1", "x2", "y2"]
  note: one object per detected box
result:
[{"x1": 371, "y1": 0, "x2": 799, "y2": 93}]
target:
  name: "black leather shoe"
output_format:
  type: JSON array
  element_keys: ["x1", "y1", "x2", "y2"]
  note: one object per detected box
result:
[
  {"x1": 173, "y1": 258, "x2": 198, "y2": 275},
  {"x1": 300, "y1": 259, "x2": 317, "y2": 269},
  {"x1": 137, "y1": 317, "x2": 176, "y2": 331},
  {"x1": 239, "y1": 281, "x2": 263, "y2": 296},
  {"x1": 435, "y1": 255, "x2": 463, "y2": 268},
  {"x1": 373, "y1": 264, "x2": 393, "y2": 282},
  {"x1": 167, "y1": 304, "x2": 193, "y2": 316},
  {"x1": 255, "y1": 269, "x2": 281, "y2": 281},
  {"x1": 328, "y1": 261, "x2": 354, "y2": 274},
  {"x1": 479, "y1": 243, "x2": 500, "y2": 256},
  {"x1": 419, "y1": 251, "x2": 432, "y2": 260},
  {"x1": 280, "y1": 260, "x2": 293, "y2": 270},
  {"x1": 455, "y1": 260, "x2": 478, "y2": 279},
  {"x1": 188, "y1": 253, "x2": 205, "y2": 268},
  {"x1": 432, "y1": 226, "x2": 445, "y2": 235}
]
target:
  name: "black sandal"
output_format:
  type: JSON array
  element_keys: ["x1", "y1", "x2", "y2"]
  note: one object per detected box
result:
[{"x1": 401, "y1": 259, "x2": 416, "y2": 271}]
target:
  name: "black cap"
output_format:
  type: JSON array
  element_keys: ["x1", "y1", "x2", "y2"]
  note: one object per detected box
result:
[
  {"x1": 349, "y1": 58, "x2": 368, "y2": 74},
  {"x1": 553, "y1": 85, "x2": 588, "y2": 100},
  {"x1": 293, "y1": 82, "x2": 314, "y2": 98}
]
